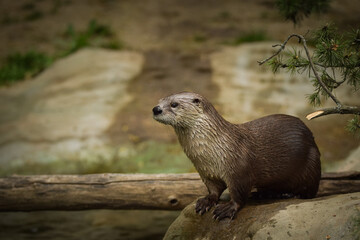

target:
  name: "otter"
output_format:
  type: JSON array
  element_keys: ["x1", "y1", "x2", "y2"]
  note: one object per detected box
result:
[{"x1": 152, "y1": 92, "x2": 321, "y2": 220}]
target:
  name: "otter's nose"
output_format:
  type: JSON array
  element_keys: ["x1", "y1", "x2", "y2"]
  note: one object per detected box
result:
[{"x1": 152, "y1": 106, "x2": 162, "y2": 115}]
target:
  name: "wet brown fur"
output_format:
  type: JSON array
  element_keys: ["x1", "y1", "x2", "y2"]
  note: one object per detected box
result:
[{"x1": 153, "y1": 92, "x2": 321, "y2": 220}]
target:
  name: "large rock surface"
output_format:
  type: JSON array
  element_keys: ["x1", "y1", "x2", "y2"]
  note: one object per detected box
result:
[
  {"x1": 331, "y1": 146, "x2": 360, "y2": 172},
  {"x1": 0, "y1": 43, "x2": 358, "y2": 174},
  {"x1": 164, "y1": 192, "x2": 360, "y2": 240},
  {"x1": 0, "y1": 48, "x2": 144, "y2": 167}
]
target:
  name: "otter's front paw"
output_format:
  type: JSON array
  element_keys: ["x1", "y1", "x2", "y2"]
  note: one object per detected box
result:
[
  {"x1": 213, "y1": 201, "x2": 240, "y2": 220},
  {"x1": 195, "y1": 195, "x2": 218, "y2": 215}
]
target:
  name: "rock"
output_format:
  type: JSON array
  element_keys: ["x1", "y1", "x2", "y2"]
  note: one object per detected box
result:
[
  {"x1": 0, "y1": 48, "x2": 144, "y2": 168},
  {"x1": 329, "y1": 146, "x2": 360, "y2": 172},
  {"x1": 164, "y1": 192, "x2": 360, "y2": 240}
]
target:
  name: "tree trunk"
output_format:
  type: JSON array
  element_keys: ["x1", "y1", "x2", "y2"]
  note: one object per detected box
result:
[{"x1": 0, "y1": 172, "x2": 359, "y2": 211}]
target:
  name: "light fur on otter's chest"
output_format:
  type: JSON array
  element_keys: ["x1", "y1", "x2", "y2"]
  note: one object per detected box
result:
[{"x1": 175, "y1": 121, "x2": 237, "y2": 180}]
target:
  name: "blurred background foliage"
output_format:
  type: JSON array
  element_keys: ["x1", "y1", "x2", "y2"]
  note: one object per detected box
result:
[
  {"x1": 276, "y1": 0, "x2": 332, "y2": 24},
  {"x1": 0, "y1": 19, "x2": 122, "y2": 85},
  {"x1": 265, "y1": 25, "x2": 360, "y2": 135}
]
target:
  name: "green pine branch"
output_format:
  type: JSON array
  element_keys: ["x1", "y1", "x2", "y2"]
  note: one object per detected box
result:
[
  {"x1": 276, "y1": 0, "x2": 332, "y2": 24},
  {"x1": 258, "y1": 25, "x2": 360, "y2": 135}
]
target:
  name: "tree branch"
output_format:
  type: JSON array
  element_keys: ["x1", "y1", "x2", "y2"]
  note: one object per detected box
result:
[
  {"x1": 258, "y1": 34, "x2": 343, "y2": 107},
  {"x1": 306, "y1": 105, "x2": 360, "y2": 120},
  {"x1": 257, "y1": 34, "x2": 300, "y2": 65}
]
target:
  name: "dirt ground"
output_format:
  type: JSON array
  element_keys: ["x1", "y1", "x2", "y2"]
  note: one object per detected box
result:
[{"x1": 0, "y1": 0, "x2": 359, "y2": 56}]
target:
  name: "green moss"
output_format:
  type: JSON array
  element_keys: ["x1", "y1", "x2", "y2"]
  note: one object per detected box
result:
[
  {"x1": 0, "y1": 141, "x2": 194, "y2": 176},
  {"x1": 226, "y1": 31, "x2": 269, "y2": 45},
  {"x1": 0, "y1": 51, "x2": 52, "y2": 85},
  {"x1": 193, "y1": 34, "x2": 207, "y2": 43},
  {"x1": 101, "y1": 39, "x2": 123, "y2": 50},
  {"x1": 0, "y1": 19, "x2": 123, "y2": 86},
  {"x1": 126, "y1": 141, "x2": 194, "y2": 174},
  {"x1": 87, "y1": 19, "x2": 114, "y2": 37},
  {"x1": 64, "y1": 32, "x2": 91, "y2": 55},
  {"x1": 61, "y1": 20, "x2": 122, "y2": 56}
]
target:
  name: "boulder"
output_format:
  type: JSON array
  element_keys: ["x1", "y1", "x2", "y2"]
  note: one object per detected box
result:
[
  {"x1": 0, "y1": 48, "x2": 144, "y2": 168},
  {"x1": 164, "y1": 192, "x2": 360, "y2": 240},
  {"x1": 330, "y1": 146, "x2": 360, "y2": 172}
]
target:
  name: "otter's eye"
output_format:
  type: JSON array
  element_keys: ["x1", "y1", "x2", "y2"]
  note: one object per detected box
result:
[
  {"x1": 170, "y1": 102, "x2": 179, "y2": 108},
  {"x1": 192, "y1": 98, "x2": 200, "y2": 104}
]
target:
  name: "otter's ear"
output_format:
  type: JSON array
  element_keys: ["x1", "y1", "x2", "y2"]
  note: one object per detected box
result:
[{"x1": 192, "y1": 98, "x2": 200, "y2": 104}]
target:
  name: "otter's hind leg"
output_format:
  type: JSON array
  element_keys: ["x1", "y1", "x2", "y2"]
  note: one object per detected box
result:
[
  {"x1": 196, "y1": 178, "x2": 226, "y2": 215},
  {"x1": 297, "y1": 146, "x2": 321, "y2": 199}
]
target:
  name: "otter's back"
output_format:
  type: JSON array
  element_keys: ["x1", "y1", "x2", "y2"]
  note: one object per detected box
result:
[{"x1": 241, "y1": 114, "x2": 320, "y2": 193}]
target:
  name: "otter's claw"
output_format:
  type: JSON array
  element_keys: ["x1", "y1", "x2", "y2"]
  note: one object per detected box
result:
[
  {"x1": 195, "y1": 195, "x2": 218, "y2": 215},
  {"x1": 213, "y1": 201, "x2": 240, "y2": 221}
]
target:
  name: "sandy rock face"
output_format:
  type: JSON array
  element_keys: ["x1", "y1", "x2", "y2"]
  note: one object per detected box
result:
[
  {"x1": 164, "y1": 192, "x2": 360, "y2": 240},
  {"x1": 210, "y1": 43, "x2": 360, "y2": 123},
  {"x1": 0, "y1": 48, "x2": 144, "y2": 166},
  {"x1": 331, "y1": 146, "x2": 360, "y2": 172}
]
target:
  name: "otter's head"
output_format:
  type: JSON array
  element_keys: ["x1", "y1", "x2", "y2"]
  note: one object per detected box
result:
[{"x1": 152, "y1": 92, "x2": 210, "y2": 128}]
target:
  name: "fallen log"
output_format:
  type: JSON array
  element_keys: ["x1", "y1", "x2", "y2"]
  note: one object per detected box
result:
[
  {"x1": 317, "y1": 171, "x2": 360, "y2": 197},
  {"x1": 0, "y1": 173, "x2": 207, "y2": 211},
  {"x1": 0, "y1": 172, "x2": 359, "y2": 211}
]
